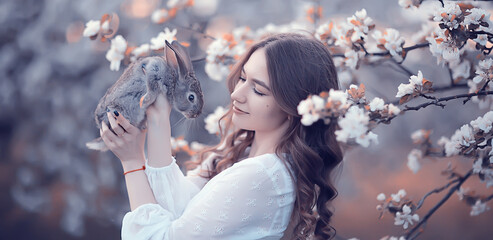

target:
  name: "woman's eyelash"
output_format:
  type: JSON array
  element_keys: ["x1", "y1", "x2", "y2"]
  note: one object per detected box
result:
[
  {"x1": 239, "y1": 76, "x2": 265, "y2": 96},
  {"x1": 253, "y1": 88, "x2": 265, "y2": 96}
]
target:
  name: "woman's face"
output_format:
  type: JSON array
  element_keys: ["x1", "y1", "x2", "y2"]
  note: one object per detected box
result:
[{"x1": 230, "y1": 48, "x2": 288, "y2": 132}]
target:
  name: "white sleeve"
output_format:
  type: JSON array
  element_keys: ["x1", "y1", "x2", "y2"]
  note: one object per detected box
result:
[
  {"x1": 184, "y1": 153, "x2": 217, "y2": 190},
  {"x1": 143, "y1": 157, "x2": 201, "y2": 219},
  {"x1": 122, "y1": 156, "x2": 295, "y2": 240}
]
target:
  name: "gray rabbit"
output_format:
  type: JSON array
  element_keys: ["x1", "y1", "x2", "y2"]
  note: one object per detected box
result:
[{"x1": 86, "y1": 40, "x2": 204, "y2": 151}]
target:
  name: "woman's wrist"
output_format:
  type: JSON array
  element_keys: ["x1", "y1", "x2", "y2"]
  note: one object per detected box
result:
[
  {"x1": 122, "y1": 158, "x2": 146, "y2": 173},
  {"x1": 147, "y1": 111, "x2": 171, "y2": 127}
]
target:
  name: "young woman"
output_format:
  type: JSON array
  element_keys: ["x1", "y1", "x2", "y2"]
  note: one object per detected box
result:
[{"x1": 100, "y1": 32, "x2": 343, "y2": 239}]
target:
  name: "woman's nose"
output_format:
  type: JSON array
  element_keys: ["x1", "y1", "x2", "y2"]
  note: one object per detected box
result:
[{"x1": 231, "y1": 81, "x2": 247, "y2": 103}]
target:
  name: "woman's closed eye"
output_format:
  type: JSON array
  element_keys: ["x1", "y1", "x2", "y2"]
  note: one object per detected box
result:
[{"x1": 239, "y1": 76, "x2": 266, "y2": 96}]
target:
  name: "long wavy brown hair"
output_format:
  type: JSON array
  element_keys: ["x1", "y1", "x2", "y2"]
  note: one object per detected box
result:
[{"x1": 186, "y1": 32, "x2": 343, "y2": 239}]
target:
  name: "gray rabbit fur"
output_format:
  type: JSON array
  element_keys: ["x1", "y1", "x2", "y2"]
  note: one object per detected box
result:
[{"x1": 86, "y1": 40, "x2": 204, "y2": 151}]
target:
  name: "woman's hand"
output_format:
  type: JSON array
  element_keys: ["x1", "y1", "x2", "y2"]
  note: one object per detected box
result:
[
  {"x1": 100, "y1": 111, "x2": 147, "y2": 171},
  {"x1": 146, "y1": 93, "x2": 172, "y2": 127}
]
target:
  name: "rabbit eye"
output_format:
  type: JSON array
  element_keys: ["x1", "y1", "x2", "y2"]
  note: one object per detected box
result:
[
  {"x1": 141, "y1": 64, "x2": 146, "y2": 73},
  {"x1": 188, "y1": 94, "x2": 195, "y2": 102}
]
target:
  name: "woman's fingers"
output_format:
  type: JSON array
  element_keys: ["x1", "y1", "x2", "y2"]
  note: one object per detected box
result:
[
  {"x1": 101, "y1": 121, "x2": 116, "y2": 145},
  {"x1": 107, "y1": 111, "x2": 125, "y2": 136},
  {"x1": 114, "y1": 110, "x2": 140, "y2": 135}
]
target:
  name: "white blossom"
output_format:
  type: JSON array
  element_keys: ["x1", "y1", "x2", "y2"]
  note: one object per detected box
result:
[
  {"x1": 369, "y1": 97, "x2": 385, "y2": 111},
  {"x1": 444, "y1": 137, "x2": 460, "y2": 157},
  {"x1": 470, "y1": 200, "x2": 490, "y2": 216},
  {"x1": 468, "y1": 78, "x2": 493, "y2": 109},
  {"x1": 445, "y1": 124, "x2": 475, "y2": 156},
  {"x1": 472, "y1": 58, "x2": 493, "y2": 84},
  {"x1": 427, "y1": 28, "x2": 460, "y2": 66},
  {"x1": 315, "y1": 22, "x2": 334, "y2": 44},
  {"x1": 377, "y1": 193, "x2": 386, "y2": 201},
  {"x1": 389, "y1": 237, "x2": 406, "y2": 240},
  {"x1": 130, "y1": 43, "x2": 150, "y2": 62},
  {"x1": 167, "y1": 0, "x2": 188, "y2": 8},
  {"x1": 297, "y1": 95, "x2": 325, "y2": 126},
  {"x1": 398, "y1": 0, "x2": 414, "y2": 8},
  {"x1": 464, "y1": 8, "x2": 491, "y2": 27},
  {"x1": 151, "y1": 9, "x2": 168, "y2": 23},
  {"x1": 333, "y1": 23, "x2": 353, "y2": 48},
  {"x1": 356, "y1": 131, "x2": 378, "y2": 148},
  {"x1": 232, "y1": 26, "x2": 254, "y2": 41},
  {"x1": 344, "y1": 49, "x2": 365, "y2": 70},
  {"x1": 472, "y1": 158, "x2": 493, "y2": 188},
  {"x1": 387, "y1": 104, "x2": 401, "y2": 115},
  {"x1": 171, "y1": 136, "x2": 188, "y2": 149},
  {"x1": 437, "y1": 136, "x2": 450, "y2": 147},
  {"x1": 347, "y1": 9, "x2": 373, "y2": 42},
  {"x1": 391, "y1": 189, "x2": 407, "y2": 202},
  {"x1": 396, "y1": 71, "x2": 425, "y2": 98},
  {"x1": 409, "y1": 70, "x2": 424, "y2": 86},
  {"x1": 432, "y1": 2, "x2": 461, "y2": 29},
  {"x1": 335, "y1": 106, "x2": 373, "y2": 147},
  {"x1": 190, "y1": 141, "x2": 206, "y2": 152},
  {"x1": 380, "y1": 236, "x2": 406, "y2": 240},
  {"x1": 204, "y1": 106, "x2": 227, "y2": 134},
  {"x1": 411, "y1": 129, "x2": 426, "y2": 143},
  {"x1": 473, "y1": 34, "x2": 489, "y2": 46},
  {"x1": 205, "y1": 62, "x2": 230, "y2": 82},
  {"x1": 458, "y1": 124, "x2": 475, "y2": 147},
  {"x1": 327, "y1": 89, "x2": 349, "y2": 111},
  {"x1": 105, "y1": 35, "x2": 127, "y2": 71},
  {"x1": 205, "y1": 37, "x2": 233, "y2": 81},
  {"x1": 372, "y1": 28, "x2": 404, "y2": 58},
  {"x1": 472, "y1": 158, "x2": 483, "y2": 174},
  {"x1": 150, "y1": 28, "x2": 177, "y2": 50},
  {"x1": 83, "y1": 20, "x2": 100, "y2": 37},
  {"x1": 452, "y1": 60, "x2": 471, "y2": 80},
  {"x1": 394, "y1": 204, "x2": 419, "y2": 230},
  {"x1": 470, "y1": 111, "x2": 493, "y2": 133},
  {"x1": 407, "y1": 149, "x2": 422, "y2": 174},
  {"x1": 396, "y1": 82, "x2": 415, "y2": 98},
  {"x1": 483, "y1": 169, "x2": 493, "y2": 188},
  {"x1": 206, "y1": 38, "x2": 230, "y2": 62},
  {"x1": 456, "y1": 187, "x2": 469, "y2": 200},
  {"x1": 489, "y1": 140, "x2": 493, "y2": 158}
]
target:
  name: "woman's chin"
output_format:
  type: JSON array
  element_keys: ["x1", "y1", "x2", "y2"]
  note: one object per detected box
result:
[{"x1": 232, "y1": 116, "x2": 253, "y2": 131}]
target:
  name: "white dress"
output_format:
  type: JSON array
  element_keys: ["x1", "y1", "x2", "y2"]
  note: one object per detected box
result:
[{"x1": 121, "y1": 150, "x2": 296, "y2": 240}]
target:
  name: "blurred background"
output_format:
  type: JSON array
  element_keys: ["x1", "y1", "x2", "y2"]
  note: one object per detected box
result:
[{"x1": 1, "y1": 0, "x2": 492, "y2": 239}]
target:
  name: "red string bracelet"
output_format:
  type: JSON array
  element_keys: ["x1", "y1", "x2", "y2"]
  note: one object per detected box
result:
[{"x1": 124, "y1": 165, "x2": 146, "y2": 175}]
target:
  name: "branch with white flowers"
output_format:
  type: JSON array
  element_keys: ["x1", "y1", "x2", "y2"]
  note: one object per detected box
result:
[{"x1": 393, "y1": 90, "x2": 493, "y2": 115}]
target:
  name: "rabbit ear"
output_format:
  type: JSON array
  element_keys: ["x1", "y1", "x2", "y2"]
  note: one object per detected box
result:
[
  {"x1": 165, "y1": 40, "x2": 193, "y2": 76},
  {"x1": 164, "y1": 40, "x2": 179, "y2": 73}
]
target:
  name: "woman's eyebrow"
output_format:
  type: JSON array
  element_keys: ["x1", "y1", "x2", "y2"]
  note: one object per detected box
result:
[{"x1": 242, "y1": 68, "x2": 271, "y2": 91}]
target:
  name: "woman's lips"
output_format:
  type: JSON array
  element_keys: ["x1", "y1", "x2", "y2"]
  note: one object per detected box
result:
[{"x1": 233, "y1": 105, "x2": 249, "y2": 114}]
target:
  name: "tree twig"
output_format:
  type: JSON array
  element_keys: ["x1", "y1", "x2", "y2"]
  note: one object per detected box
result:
[
  {"x1": 406, "y1": 169, "x2": 473, "y2": 240},
  {"x1": 446, "y1": 62, "x2": 454, "y2": 86},
  {"x1": 486, "y1": 193, "x2": 493, "y2": 202},
  {"x1": 332, "y1": 43, "x2": 430, "y2": 58},
  {"x1": 415, "y1": 178, "x2": 461, "y2": 210},
  {"x1": 402, "y1": 90, "x2": 493, "y2": 112},
  {"x1": 391, "y1": 58, "x2": 413, "y2": 76}
]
